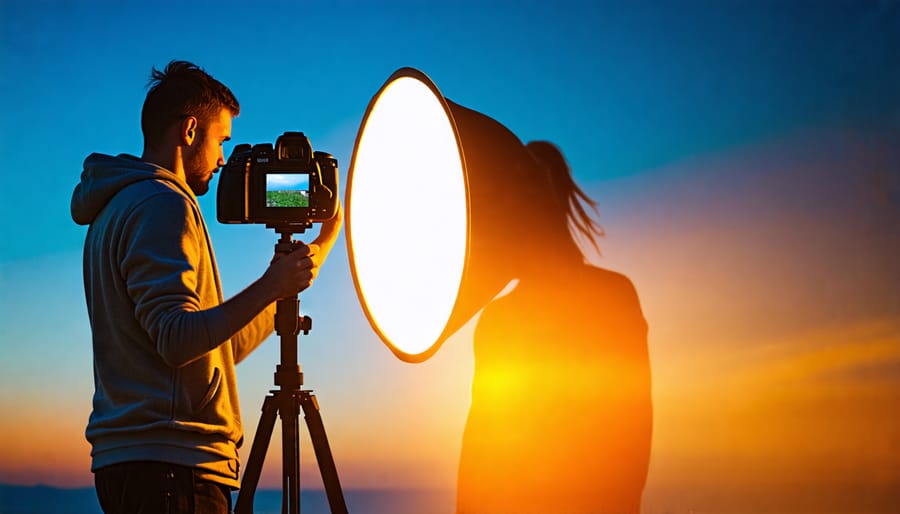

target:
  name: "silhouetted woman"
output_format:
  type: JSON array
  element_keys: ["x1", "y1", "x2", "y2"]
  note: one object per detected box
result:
[{"x1": 457, "y1": 141, "x2": 652, "y2": 514}]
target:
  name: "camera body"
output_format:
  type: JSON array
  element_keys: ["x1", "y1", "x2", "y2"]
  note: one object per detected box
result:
[{"x1": 217, "y1": 132, "x2": 338, "y2": 227}]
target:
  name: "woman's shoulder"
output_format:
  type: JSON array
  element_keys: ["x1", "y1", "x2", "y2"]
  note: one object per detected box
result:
[{"x1": 580, "y1": 265, "x2": 638, "y2": 293}]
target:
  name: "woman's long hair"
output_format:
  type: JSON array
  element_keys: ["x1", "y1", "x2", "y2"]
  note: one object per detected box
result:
[{"x1": 526, "y1": 141, "x2": 604, "y2": 255}]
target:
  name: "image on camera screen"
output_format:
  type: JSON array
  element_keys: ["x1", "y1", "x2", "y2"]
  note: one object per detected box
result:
[{"x1": 266, "y1": 173, "x2": 310, "y2": 208}]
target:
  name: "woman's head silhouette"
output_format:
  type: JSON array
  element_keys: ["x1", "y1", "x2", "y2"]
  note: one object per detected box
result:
[{"x1": 518, "y1": 140, "x2": 605, "y2": 271}]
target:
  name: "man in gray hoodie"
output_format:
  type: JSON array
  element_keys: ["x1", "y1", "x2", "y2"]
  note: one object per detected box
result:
[{"x1": 71, "y1": 60, "x2": 341, "y2": 514}]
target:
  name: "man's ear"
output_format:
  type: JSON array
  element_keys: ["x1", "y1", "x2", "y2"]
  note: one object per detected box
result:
[{"x1": 180, "y1": 116, "x2": 199, "y2": 146}]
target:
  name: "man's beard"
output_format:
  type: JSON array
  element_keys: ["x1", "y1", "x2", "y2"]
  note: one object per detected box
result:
[
  {"x1": 188, "y1": 172, "x2": 210, "y2": 196},
  {"x1": 184, "y1": 147, "x2": 211, "y2": 196}
]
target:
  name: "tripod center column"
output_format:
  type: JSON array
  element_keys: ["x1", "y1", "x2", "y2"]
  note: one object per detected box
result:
[{"x1": 274, "y1": 297, "x2": 304, "y2": 389}]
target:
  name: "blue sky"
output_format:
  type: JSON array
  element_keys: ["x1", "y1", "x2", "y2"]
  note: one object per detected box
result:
[
  {"x1": 267, "y1": 173, "x2": 310, "y2": 191},
  {"x1": 1, "y1": 0, "x2": 898, "y2": 510},
  {"x1": 1, "y1": 0, "x2": 896, "y2": 259}
]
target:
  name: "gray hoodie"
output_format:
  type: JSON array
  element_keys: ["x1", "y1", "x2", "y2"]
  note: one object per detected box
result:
[{"x1": 72, "y1": 153, "x2": 274, "y2": 487}]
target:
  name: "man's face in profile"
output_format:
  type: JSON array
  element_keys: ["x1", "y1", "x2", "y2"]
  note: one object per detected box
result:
[{"x1": 185, "y1": 108, "x2": 232, "y2": 196}]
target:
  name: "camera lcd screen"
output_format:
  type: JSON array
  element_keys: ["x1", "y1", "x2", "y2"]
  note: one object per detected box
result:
[{"x1": 266, "y1": 173, "x2": 310, "y2": 208}]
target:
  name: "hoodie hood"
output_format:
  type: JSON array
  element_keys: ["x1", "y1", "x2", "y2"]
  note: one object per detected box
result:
[{"x1": 71, "y1": 153, "x2": 195, "y2": 225}]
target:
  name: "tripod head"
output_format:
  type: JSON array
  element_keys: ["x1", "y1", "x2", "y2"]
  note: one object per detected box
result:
[{"x1": 268, "y1": 222, "x2": 311, "y2": 254}]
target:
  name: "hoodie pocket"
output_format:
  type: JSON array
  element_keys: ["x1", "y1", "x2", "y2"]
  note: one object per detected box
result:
[{"x1": 196, "y1": 367, "x2": 222, "y2": 412}]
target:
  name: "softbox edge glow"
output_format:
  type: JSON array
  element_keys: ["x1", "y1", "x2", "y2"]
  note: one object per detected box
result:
[{"x1": 345, "y1": 67, "x2": 472, "y2": 363}]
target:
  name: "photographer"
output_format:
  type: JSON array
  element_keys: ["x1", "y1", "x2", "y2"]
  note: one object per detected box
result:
[{"x1": 71, "y1": 60, "x2": 341, "y2": 514}]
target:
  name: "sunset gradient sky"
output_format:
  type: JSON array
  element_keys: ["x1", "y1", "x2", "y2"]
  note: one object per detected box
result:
[{"x1": 1, "y1": 1, "x2": 898, "y2": 512}]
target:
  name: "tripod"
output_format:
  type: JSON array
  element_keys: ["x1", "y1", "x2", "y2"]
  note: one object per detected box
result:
[{"x1": 235, "y1": 227, "x2": 349, "y2": 514}]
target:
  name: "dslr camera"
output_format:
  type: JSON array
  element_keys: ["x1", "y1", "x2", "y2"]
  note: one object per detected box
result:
[{"x1": 217, "y1": 132, "x2": 338, "y2": 228}]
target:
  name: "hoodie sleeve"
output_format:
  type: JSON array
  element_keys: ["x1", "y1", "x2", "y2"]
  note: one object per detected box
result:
[
  {"x1": 231, "y1": 302, "x2": 276, "y2": 364},
  {"x1": 121, "y1": 190, "x2": 231, "y2": 367}
]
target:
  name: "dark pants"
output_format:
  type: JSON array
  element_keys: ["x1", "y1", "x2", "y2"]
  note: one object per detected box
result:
[{"x1": 94, "y1": 461, "x2": 232, "y2": 514}]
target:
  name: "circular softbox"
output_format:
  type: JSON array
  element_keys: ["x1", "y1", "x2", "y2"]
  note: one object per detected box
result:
[{"x1": 346, "y1": 67, "x2": 533, "y2": 362}]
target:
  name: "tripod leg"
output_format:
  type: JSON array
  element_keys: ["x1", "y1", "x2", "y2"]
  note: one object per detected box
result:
[
  {"x1": 282, "y1": 392, "x2": 301, "y2": 514},
  {"x1": 300, "y1": 391, "x2": 349, "y2": 514},
  {"x1": 235, "y1": 394, "x2": 280, "y2": 514}
]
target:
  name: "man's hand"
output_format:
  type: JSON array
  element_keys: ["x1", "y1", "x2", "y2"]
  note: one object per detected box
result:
[
  {"x1": 311, "y1": 200, "x2": 343, "y2": 259},
  {"x1": 258, "y1": 201, "x2": 343, "y2": 302},
  {"x1": 261, "y1": 244, "x2": 320, "y2": 300}
]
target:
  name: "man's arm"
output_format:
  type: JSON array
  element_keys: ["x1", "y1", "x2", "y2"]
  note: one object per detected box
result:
[{"x1": 123, "y1": 192, "x2": 326, "y2": 367}]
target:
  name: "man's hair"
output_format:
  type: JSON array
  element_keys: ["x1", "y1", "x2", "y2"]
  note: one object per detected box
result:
[{"x1": 141, "y1": 60, "x2": 240, "y2": 149}]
